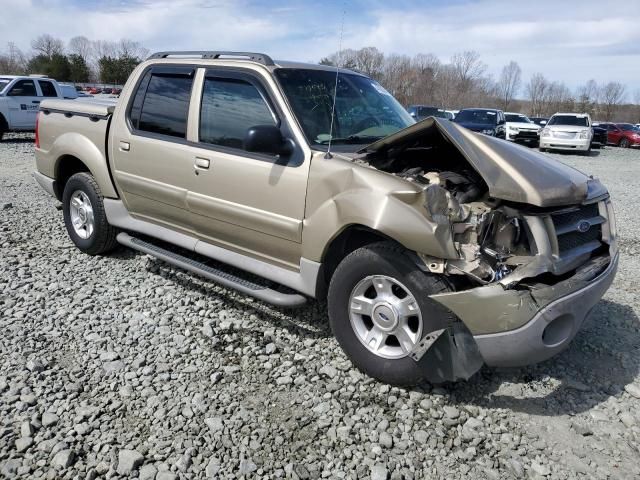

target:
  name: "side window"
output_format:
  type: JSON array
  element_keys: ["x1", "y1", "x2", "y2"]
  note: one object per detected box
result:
[
  {"x1": 38, "y1": 81, "x2": 57, "y2": 97},
  {"x1": 199, "y1": 77, "x2": 276, "y2": 150},
  {"x1": 8, "y1": 80, "x2": 37, "y2": 97},
  {"x1": 136, "y1": 72, "x2": 193, "y2": 138}
]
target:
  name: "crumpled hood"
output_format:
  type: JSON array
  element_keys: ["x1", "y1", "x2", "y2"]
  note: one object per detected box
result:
[{"x1": 357, "y1": 118, "x2": 606, "y2": 207}]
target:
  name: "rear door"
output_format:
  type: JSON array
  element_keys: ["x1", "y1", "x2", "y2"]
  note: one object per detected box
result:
[
  {"x1": 5, "y1": 79, "x2": 40, "y2": 129},
  {"x1": 109, "y1": 66, "x2": 196, "y2": 233}
]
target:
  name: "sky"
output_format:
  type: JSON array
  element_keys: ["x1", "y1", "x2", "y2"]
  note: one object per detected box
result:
[{"x1": 2, "y1": 0, "x2": 640, "y2": 96}]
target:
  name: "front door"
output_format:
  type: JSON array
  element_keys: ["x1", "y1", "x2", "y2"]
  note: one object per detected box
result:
[
  {"x1": 186, "y1": 69, "x2": 310, "y2": 269},
  {"x1": 6, "y1": 79, "x2": 40, "y2": 129},
  {"x1": 109, "y1": 66, "x2": 197, "y2": 234}
]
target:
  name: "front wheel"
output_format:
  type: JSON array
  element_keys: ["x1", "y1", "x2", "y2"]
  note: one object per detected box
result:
[
  {"x1": 62, "y1": 172, "x2": 118, "y2": 255},
  {"x1": 619, "y1": 138, "x2": 629, "y2": 148},
  {"x1": 328, "y1": 242, "x2": 456, "y2": 386}
]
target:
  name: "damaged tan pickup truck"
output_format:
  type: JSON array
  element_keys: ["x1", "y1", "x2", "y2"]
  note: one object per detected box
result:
[{"x1": 33, "y1": 51, "x2": 618, "y2": 385}]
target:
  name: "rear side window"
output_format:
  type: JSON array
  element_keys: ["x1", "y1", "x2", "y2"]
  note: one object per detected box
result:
[
  {"x1": 8, "y1": 80, "x2": 37, "y2": 96},
  {"x1": 199, "y1": 77, "x2": 276, "y2": 150},
  {"x1": 38, "y1": 81, "x2": 57, "y2": 97},
  {"x1": 129, "y1": 70, "x2": 193, "y2": 139}
]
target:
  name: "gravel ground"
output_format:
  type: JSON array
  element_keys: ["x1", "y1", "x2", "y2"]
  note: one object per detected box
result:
[{"x1": 1, "y1": 134, "x2": 639, "y2": 480}]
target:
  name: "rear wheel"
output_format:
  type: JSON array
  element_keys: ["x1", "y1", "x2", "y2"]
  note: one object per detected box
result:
[
  {"x1": 328, "y1": 242, "x2": 456, "y2": 386},
  {"x1": 62, "y1": 172, "x2": 118, "y2": 255},
  {"x1": 619, "y1": 138, "x2": 630, "y2": 148}
]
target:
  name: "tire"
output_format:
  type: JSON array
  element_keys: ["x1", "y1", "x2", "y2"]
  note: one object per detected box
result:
[
  {"x1": 328, "y1": 242, "x2": 456, "y2": 386},
  {"x1": 619, "y1": 138, "x2": 629, "y2": 148},
  {"x1": 539, "y1": 147, "x2": 547, "y2": 153},
  {"x1": 62, "y1": 172, "x2": 118, "y2": 255},
  {"x1": 0, "y1": 116, "x2": 6, "y2": 142}
]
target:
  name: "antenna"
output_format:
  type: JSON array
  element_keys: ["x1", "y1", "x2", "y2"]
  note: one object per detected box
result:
[{"x1": 325, "y1": 3, "x2": 347, "y2": 159}]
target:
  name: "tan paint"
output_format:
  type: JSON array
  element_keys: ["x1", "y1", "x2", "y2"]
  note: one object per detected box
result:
[
  {"x1": 35, "y1": 115, "x2": 118, "y2": 199},
  {"x1": 301, "y1": 151, "x2": 460, "y2": 262}
]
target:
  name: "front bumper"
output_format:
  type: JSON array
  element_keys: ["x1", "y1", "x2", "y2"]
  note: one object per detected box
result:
[
  {"x1": 473, "y1": 253, "x2": 617, "y2": 366},
  {"x1": 540, "y1": 137, "x2": 591, "y2": 151},
  {"x1": 507, "y1": 132, "x2": 539, "y2": 144}
]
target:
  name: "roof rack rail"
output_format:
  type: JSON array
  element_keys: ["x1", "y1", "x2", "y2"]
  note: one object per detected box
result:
[{"x1": 147, "y1": 51, "x2": 275, "y2": 66}]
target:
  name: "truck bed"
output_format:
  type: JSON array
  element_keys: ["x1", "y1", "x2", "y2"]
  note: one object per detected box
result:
[{"x1": 35, "y1": 98, "x2": 118, "y2": 198}]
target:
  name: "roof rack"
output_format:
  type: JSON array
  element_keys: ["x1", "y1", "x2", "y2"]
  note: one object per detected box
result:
[{"x1": 147, "y1": 51, "x2": 275, "y2": 66}]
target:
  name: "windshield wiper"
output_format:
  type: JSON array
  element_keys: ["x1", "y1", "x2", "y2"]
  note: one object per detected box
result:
[{"x1": 316, "y1": 135, "x2": 384, "y2": 145}]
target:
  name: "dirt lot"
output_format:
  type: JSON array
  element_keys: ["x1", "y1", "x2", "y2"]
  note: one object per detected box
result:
[{"x1": 1, "y1": 135, "x2": 639, "y2": 480}]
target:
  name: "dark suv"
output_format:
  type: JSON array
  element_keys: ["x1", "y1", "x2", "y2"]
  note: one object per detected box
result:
[{"x1": 453, "y1": 108, "x2": 506, "y2": 138}]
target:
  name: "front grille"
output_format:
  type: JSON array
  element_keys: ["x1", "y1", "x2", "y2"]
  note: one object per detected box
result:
[
  {"x1": 553, "y1": 131, "x2": 576, "y2": 139},
  {"x1": 551, "y1": 203, "x2": 603, "y2": 255},
  {"x1": 516, "y1": 130, "x2": 539, "y2": 138}
]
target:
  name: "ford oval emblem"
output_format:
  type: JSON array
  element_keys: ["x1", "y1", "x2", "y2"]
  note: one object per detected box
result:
[
  {"x1": 378, "y1": 312, "x2": 390, "y2": 322},
  {"x1": 577, "y1": 221, "x2": 591, "y2": 233}
]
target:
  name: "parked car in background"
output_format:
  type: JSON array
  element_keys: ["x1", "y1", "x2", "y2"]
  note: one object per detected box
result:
[
  {"x1": 407, "y1": 105, "x2": 450, "y2": 121},
  {"x1": 504, "y1": 112, "x2": 541, "y2": 146},
  {"x1": 539, "y1": 113, "x2": 593, "y2": 155},
  {"x1": 111, "y1": 88, "x2": 122, "y2": 95},
  {"x1": 530, "y1": 117, "x2": 548, "y2": 127},
  {"x1": 452, "y1": 108, "x2": 506, "y2": 138},
  {"x1": 0, "y1": 75, "x2": 64, "y2": 140},
  {"x1": 590, "y1": 123, "x2": 607, "y2": 149},
  {"x1": 603, "y1": 123, "x2": 640, "y2": 148},
  {"x1": 58, "y1": 83, "x2": 79, "y2": 99},
  {"x1": 89, "y1": 87, "x2": 102, "y2": 94}
]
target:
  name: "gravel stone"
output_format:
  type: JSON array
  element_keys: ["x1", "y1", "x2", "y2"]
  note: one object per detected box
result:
[
  {"x1": 117, "y1": 449, "x2": 144, "y2": 474},
  {"x1": 1, "y1": 137, "x2": 640, "y2": 479},
  {"x1": 51, "y1": 449, "x2": 75, "y2": 469}
]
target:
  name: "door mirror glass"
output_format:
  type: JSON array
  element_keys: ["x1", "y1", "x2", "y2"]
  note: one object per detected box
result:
[{"x1": 244, "y1": 125, "x2": 291, "y2": 156}]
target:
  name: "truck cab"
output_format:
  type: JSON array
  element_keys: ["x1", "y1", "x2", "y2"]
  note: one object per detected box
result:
[{"x1": 0, "y1": 75, "x2": 63, "y2": 140}]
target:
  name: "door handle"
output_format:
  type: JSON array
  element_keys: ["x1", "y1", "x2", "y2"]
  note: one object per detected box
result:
[
  {"x1": 119, "y1": 141, "x2": 130, "y2": 152},
  {"x1": 194, "y1": 157, "x2": 210, "y2": 169},
  {"x1": 32, "y1": 100, "x2": 41, "y2": 104}
]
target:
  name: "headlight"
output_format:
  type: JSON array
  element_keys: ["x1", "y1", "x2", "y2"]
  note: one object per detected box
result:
[
  {"x1": 508, "y1": 126, "x2": 519, "y2": 132},
  {"x1": 579, "y1": 130, "x2": 591, "y2": 139},
  {"x1": 541, "y1": 128, "x2": 551, "y2": 137},
  {"x1": 481, "y1": 129, "x2": 494, "y2": 135}
]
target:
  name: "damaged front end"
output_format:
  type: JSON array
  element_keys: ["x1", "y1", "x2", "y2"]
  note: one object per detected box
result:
[{"x1": 356, "y1": 118, "x2": 618, "y2": 378}]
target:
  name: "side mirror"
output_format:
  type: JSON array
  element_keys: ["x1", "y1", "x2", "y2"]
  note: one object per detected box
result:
[
  {"x1": 409, "y1": 111, "x2": 416, "y2": 118},
  {"x1": 540, "y1": 120, "x2": 547, "y2": 125},
  {"x1": 244, "y1": 125, "x2": 293, "y2": 156}
]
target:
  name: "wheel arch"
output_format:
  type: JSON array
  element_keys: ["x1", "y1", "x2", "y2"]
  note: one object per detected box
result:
[
  {"x1": 48, "y1": 132, "x2": 118, "y2": 200},
  {"x1": 316, "y1": 224, "x2": 408, "y2": 299}
]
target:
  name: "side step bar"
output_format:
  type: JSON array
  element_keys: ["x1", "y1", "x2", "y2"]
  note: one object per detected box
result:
[{"x1": 116, "y1": 233, "x2": 307, "y2": 308}]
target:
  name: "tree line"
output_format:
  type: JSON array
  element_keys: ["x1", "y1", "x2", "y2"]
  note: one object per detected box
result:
[
  {"x1": 0, "y1": 34, "x2": 149, "y2": 85},
  {"x1": 321, "y1": 47, "x2": 640, "y2": 122}
]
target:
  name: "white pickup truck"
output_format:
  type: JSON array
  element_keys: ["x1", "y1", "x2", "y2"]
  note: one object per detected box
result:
[{"x1": 0, "y1": 75, "x2": 64, "y2": 140}]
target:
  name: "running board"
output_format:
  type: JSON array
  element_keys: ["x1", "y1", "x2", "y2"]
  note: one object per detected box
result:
[{"x1": 116, "y1": 233, "x2": 307, "y2": 307}]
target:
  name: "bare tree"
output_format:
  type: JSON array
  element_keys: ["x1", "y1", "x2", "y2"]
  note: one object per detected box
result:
[
  {"x1": 411, "y1": 53, "x2": 440, "y2": 106},
  {"x1": 600, "y1": 81, "x2": 626, "y2": 121},
  {"x1": 68, "y1": 36, "x2": 93, "y2": 62},
  {"x1": 575, "y1": 79, "x2": 599, "y2": 117},
  {"x1": 525, "y1": 73, "x2": 548, "y2": 116},
  {"x1": 31, "y1": 34, "x2": 64, "y2": 58},
  {"x1": 381, "y1": 54, "x2": 417, "y2": 106},
  {"x1": 117, "y1": 39, "x2": 149, "y2": 60},
  {"x1": 497, "y1": 61, "x2": 521, "y2": 111},
  {"x1": 450, "y1": 50, "x2": 486, "y2": 106},
  {"x1": 0, "y1": 42, "x2": 28, "y2": 74},
  {"x1": 543, "y1": 81, "x2": 574, "y2": 116}
]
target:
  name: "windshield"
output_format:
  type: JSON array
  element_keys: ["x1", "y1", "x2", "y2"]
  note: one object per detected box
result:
[
  {"x1": 505, "y1": 113, "x2": 532, "y2": 123},
  {"x1": 454, "y1": 109, "x2": 497, "y2": 125},
  {"x1": 548, "y1": 115, "x2": 589, "y2": 127},
  {"x1": 0, "y1": 78, "x2": 10, "y2": 93},
  {"x1": 275, "y1": 68, "x2": 414, "y2": 149},
  {"x1": 618, "y1": 124, "x2": 638, "y2": 132}
]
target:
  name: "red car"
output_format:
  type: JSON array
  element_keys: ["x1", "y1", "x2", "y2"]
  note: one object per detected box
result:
[{"x1": 605, "y1": 123, "x2": 640, "y2": 148}]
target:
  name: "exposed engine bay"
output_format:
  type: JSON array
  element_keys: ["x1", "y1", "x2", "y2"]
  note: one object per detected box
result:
[{"x1": 358, "y1": 142, "x2": 541, "y2": 290}]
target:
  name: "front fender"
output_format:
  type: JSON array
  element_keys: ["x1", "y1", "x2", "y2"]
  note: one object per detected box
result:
[{"x1": 302, "y1": 154, "x2": 458, "y2": 261}]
